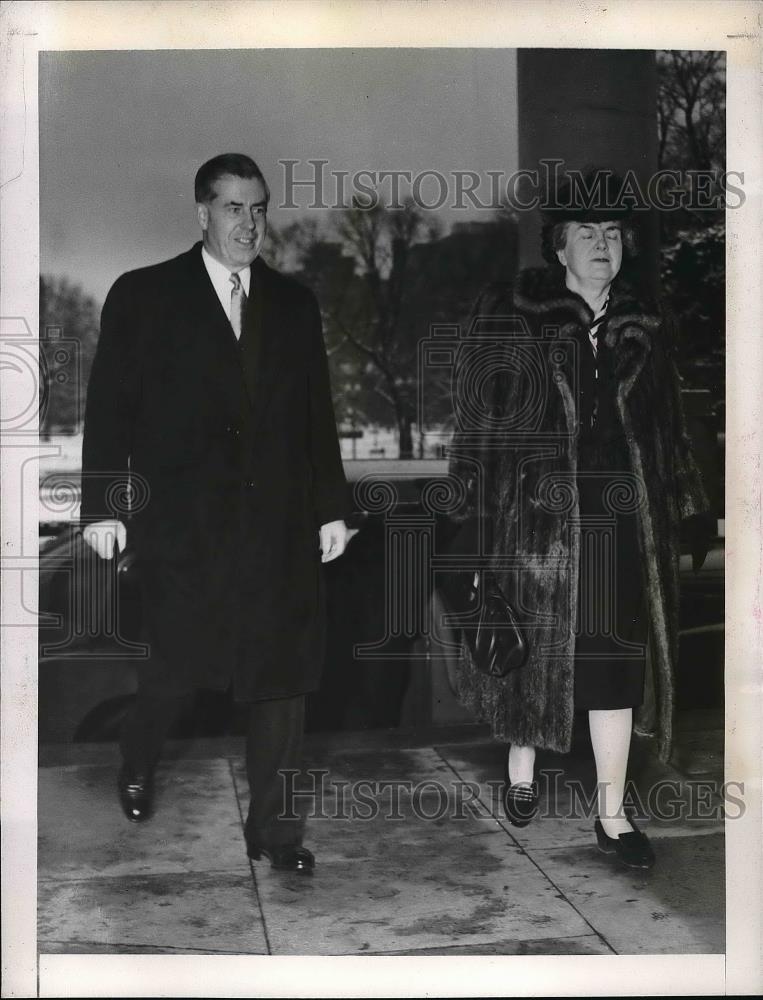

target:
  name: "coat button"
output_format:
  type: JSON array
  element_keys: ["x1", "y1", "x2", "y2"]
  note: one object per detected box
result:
[{"x1": 246, "y1": 479, "x2": 255, "y2": 489}]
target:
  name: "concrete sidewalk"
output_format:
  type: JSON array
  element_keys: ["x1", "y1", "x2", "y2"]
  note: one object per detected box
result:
[{"x1": 38, "y1": 712, "x2": 725, "y2": 957}]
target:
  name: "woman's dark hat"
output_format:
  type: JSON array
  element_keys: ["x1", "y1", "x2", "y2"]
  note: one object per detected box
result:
[{"x1": 541, "y1": 168, "x2": 633, "y2": 224}]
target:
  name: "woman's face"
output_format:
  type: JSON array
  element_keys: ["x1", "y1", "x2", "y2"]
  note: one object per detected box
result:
[{"x1": 556, "y1": 221, "x2": 623, "y2": 286}]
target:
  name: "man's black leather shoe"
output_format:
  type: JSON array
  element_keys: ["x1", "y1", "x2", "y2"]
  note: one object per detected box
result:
[
  {"x1": 118, "y1": 765, "x2": 154, "y2": 823},
  {"x1": 247, "y1": 843, "x2": 315, "y2": 872}
]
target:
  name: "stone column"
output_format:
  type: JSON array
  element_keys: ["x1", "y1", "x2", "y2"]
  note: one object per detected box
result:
[
  {"x1": 517, "y1": 49, "x2": 661, "y2": 733},
  {"x1": 517, "y1": 49, "x2": 660, "y2": 294}
]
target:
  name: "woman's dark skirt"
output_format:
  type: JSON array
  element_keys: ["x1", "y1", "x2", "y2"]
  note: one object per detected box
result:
[{"x1": 573, "y1": 439, "x2": 648, "y2": 711}]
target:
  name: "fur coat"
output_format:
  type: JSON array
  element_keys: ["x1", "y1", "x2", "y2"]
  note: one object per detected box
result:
[{"x1": 448, "y1": 267, "x2": 709, "y2": 762}]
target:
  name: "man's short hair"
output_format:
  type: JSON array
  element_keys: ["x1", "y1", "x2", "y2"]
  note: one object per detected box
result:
[{"x1": 194, "y1": 153, "x2": 270, "y2": 204}]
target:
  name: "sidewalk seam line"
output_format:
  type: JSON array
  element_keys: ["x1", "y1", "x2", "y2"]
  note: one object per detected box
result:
[
  {"x1": 432, "y1": 746, "x2": 618, "y2": 956},
  {"x1": 227, "y1": 757, "x2": 272, "y2": 956},
  {"x1": 361, "y1": 931, "x2": 609, "y2": 956},
  {"x1": 37, "y1": 868, "x2": 256, "y2": 885},
  {"x1": 37, "y1": 940, "x2": 268, "y2": 955}
]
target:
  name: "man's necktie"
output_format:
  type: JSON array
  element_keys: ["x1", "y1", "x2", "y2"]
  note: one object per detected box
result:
[{"x1": 229, "y1": 272, "x2": 247, "y2": 340}]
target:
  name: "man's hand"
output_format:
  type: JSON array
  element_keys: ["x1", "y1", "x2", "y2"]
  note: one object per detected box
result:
[
  {"x1": 82, "y1": 519, "x2": 127, "y2": 559},
  {"x1": 318, "y1": 520, "x2": 353, "y2": 563}
]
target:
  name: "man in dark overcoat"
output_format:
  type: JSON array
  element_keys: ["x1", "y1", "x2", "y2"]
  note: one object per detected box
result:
[{"x1": 81, "y1": 153, "x2": 349, "y2": 872}]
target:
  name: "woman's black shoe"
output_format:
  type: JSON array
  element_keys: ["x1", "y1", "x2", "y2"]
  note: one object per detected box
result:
[
  {"x1": 503, "y1": 781, "x2": 538, "y2": 827},
  {"x1": 595, "y1": 818, "x2": 655, "y2": 870}
]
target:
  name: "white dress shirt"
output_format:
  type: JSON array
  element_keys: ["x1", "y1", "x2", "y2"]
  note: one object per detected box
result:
[{"x1": 201, "y1": 247, "x2": 251, "y2": 335}]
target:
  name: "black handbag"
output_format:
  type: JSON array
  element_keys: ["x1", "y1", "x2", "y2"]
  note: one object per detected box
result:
[
  {"x1": 445, "y1": 567, "x2": 528, "y2": 678},
  {"x1": 438, "y1": 512, "x2": 528, "y2": 679}
]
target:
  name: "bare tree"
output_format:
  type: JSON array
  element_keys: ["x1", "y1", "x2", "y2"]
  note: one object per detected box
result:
[
  {"x1": 329, "y1": 198, "x2": 440, "y2": 458},
  {"x1": 263, "y1": 218, "x2": 321, "y2": 272},
  {"x1": 281, "y1": 202, "x2": 519, "y2": 458},
  {"x1": 657, "y1": 51, "x2": 725, "y2": 174},
  {"x1": 39, "y1": 275, "x2": 101, "y2": 435},
  {"x1": 656, "y1": 51, "x2": 725, "y2": 411}
]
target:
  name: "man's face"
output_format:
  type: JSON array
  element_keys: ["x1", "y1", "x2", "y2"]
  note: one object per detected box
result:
[
  {"x1": 196, "y1": 174, "x2": 268, "y2": 270},
  {"x1": 556, "y1": 220, "x2": 623, "y2": 286}
]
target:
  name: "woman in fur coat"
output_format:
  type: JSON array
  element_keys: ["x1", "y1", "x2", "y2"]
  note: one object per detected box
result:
[{"x1": 447, "y1": 175, "x2": 711, "y2": 869}]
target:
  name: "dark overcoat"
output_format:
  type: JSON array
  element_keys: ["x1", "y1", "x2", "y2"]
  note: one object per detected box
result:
[
  {"x1": 448, "y1": 267, "x2": 708, "y2": 762},
  {"x1": 81, "y1": 243, "x2": 348, "y2": 701}
]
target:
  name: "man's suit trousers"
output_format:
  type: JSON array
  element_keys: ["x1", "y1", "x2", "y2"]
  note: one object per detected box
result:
[{"x1": 120, "y1": 661, "x2": 306, "y2": 848}]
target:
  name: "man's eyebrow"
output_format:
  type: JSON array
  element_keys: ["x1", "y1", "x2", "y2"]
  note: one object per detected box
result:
[{"x1": 224, "y1": 198, "x2": 267, "y2": 208}]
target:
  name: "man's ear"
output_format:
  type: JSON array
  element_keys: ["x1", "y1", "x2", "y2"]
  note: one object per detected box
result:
[
  {"x1": 556, "y1": 248, "x2": 566, "y2": 267},
  {"x1": 196, "y1": 202, "x2": 208, "y2": 230}
]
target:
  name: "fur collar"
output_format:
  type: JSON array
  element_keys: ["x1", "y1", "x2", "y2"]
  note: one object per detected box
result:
[
  {"x1": 511, "y1": 267, "x2": 661, "y2": 353},
  {"x1": 504, "y1": 266, "x2": 665, "y2": 397},
  {"x1": 512, "y1": 266, "x2": 654, "y2": 320}
]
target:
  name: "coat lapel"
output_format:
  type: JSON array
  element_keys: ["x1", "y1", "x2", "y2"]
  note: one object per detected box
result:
[
  {"x1": 238, "y1": 268, "x2": 262, "y2": 407},
  {"x1": 179, "y1": 243, "x2": 241, "y2": 355},
  {"x1": 603, "y1": 295, "x2": 658, "y2": 404},
  {"x1": 170, "y1": 244, "x2": 250, "y2": 419},
  {"x1": 243, "y1": 258, "x2": 288, "y2": 427},
  {"x1": 175, "y1": 246, "x2": 288, "y2": 423}
]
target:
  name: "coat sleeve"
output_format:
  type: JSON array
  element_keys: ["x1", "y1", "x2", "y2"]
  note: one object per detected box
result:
[
  {"x1": 305, "y1": 291, "x2": 349, "y2": 526},
  {"x1": 80, "y1": 273, "x2": 141, "y2": 524},
  {"x1": 660, "y1": 312, "x2": 711, "y2": 521}
]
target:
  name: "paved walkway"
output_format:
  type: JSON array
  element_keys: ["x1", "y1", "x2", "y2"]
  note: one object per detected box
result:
[{"x1": 38, "y1": 712, "x2": 724, "y2": 957}]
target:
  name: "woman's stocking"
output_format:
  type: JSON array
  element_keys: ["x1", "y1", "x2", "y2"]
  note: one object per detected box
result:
[{"x1": 589, "y1": 707, "x2": 633, "y2": 838}]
